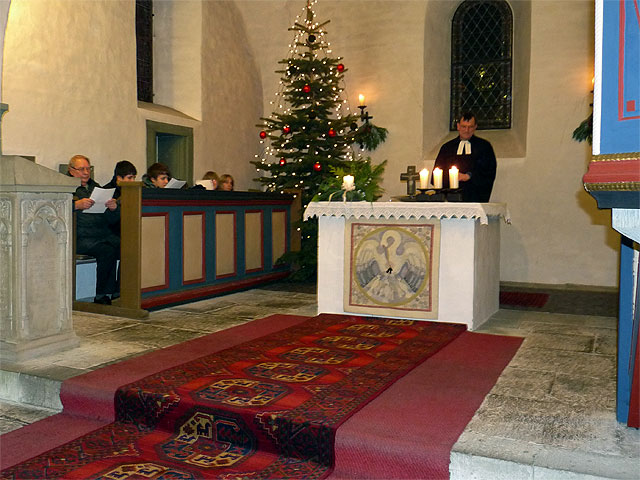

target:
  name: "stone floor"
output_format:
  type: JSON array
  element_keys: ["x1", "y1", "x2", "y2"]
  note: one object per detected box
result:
[{"x1": 0, "y1": 283, "x2": 638, "y2": 479}]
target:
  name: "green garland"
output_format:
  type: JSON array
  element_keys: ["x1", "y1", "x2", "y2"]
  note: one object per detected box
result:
[{"x1": 312, "y1": 158, "x2": 387, "y2": 202}]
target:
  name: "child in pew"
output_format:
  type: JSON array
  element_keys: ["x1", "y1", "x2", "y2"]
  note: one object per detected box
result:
[
  {"x1": 103, "y1": 160, "x2": 138, "y2": 198},
  {"x1": 218, "y1": 174, "x2": 234, "y2": 191},
  {"x1": 199, "y1": 171, "x2": 219, "y2": 190},
  {"x1": 142, "y1": 162, "x2": 171, "y2": 188}
]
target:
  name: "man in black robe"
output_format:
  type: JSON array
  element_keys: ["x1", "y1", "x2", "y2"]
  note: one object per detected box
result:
[{"x1": 432, "y1": 112, "x2": 497, "y2": 202}]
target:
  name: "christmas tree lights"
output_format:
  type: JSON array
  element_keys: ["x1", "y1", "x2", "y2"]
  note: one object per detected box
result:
[{"x1": 251, "y1": 0, "x2": 387, "y2": 280}]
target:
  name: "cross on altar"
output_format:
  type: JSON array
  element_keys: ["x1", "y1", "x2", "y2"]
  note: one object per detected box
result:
[{"x1": 400, "y1": 165, "x2": 419, "y2": 196}]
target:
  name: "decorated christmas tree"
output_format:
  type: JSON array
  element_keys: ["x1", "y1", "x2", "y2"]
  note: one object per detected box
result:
[{"x1": 251, "y1": 0, "x2": 387, "y2": 280}]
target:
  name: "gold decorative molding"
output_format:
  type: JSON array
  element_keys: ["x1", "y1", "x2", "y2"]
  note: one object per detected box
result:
[
  {"x1": 590, "y1": 152, "x2": 640, "y2": 162},
  {"x1": 584, "y1": 181, "x2": 640, "y2": 191}
]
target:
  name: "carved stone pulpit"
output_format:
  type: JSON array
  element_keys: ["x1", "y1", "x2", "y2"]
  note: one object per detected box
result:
[{"x1": 0, "y1": 156, "x2": 80, "y2": 361}]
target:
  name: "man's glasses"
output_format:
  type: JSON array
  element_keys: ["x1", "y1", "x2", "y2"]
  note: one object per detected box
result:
[{"x1": 70, "y1": 166, "x2": 91, "y2": 172}]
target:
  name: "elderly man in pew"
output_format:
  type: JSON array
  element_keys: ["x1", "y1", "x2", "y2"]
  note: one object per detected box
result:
[{"x1": 68, "y1": 154, "x2": 120, "y2": 305}]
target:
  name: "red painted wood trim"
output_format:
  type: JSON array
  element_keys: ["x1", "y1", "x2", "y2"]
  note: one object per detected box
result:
[
  {"x1": 141, "y1": 271, "x2": 290, "y2": 309},
  {"x1": 245, "y1": 209, "x2": 265, "y2": 274},
  {"x1": 143, "y1": 199, "x2": 292, "y2": 207},
  {"x1": 583, "y1": 158, "x2": 640, "y2": 184},
  {"x1": 216, "y1": 211, "x2": 237, "y2": 279},
  {"x1": 182, "y1": 211, "x2": 206, "y2": 286},
  {"x1": 627, "y1": 328, "x2": 640, "y2": 428},
  {"x1": 273, "y1": 208, "x2": 289, "y2": 268},
  {"x1": 141, "y1": 212, "x2": 170, "y2": 292}
]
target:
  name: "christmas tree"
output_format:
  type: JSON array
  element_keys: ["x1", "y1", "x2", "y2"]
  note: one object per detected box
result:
[{"x1": 251, "y1": 0, "x2": 387, "y2": 281}]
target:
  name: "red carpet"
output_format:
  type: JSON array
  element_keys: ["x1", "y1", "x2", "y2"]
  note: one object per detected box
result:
[
  {"x1": 499, "y1": 290, "x2": 549, "y2": 308},
  {"x1": 0, "y1": 314, "x2": 480, "y2": 479},
  {"x1": 329, "y1": 331, "x2": 523, "y2": 479}
]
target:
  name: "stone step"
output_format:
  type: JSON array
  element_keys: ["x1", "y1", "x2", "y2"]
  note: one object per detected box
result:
[{"x1": 0, "y1": 369, "x2": 63, "y2": 412}]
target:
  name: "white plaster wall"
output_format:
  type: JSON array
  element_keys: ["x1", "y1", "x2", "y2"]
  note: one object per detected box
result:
[
  {"x1": 238, "y1": 0, "x2": 618, "y2": 287},
  {"x1": 2, "y1": 0, "x2": 145, "y2": 185},
  {"x1": 0, "y1": 0, "x2": 618, "y2": 287},
  {"x1": 199, "y1": 0, "x2": 263, "y2": 189},
  {"x1": 494, "y1": 1, "x2": 617, "y2": 286},
  {"x1": 153, "y1": 1, "x2": 203, "y2": 120}
]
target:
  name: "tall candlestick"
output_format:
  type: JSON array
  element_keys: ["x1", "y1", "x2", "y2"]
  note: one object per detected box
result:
[
  {"x1": 433, "y1": 168, "x2": 443, "y2": 189},
  {"x1": 419, "y1": 168, "x2": 429, "y2": 189},
  {"x1": 358, "y1": 94, "x2": 365, "y2": 106},
  {"x1": 449, "y1": 166, "x2": 459, "y2": 189}
]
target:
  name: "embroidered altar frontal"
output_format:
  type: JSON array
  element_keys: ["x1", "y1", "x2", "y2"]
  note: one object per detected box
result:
[
  {"x1": 345, "y1": 218, "x2": 441, "y2": 319},
  {"x1": 1, "y1": 314, "x2": 465, "y2": 480}
]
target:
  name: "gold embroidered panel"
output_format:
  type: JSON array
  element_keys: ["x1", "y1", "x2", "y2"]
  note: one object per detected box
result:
[{"x1": 344, "y1": 219, "x2": 440, "y2": 319}]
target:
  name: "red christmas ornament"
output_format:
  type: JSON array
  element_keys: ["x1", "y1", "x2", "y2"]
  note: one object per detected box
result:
[
  {"x1": 259, "y1": 130, "x2": 267, "y2": 139},
  {"x1": 313, "y1": 162, "x2": 322, "y2": 171},
  {"x1": 336, "y1": 63, "x2": 345, "y2": 73},
  {"x1": 283, "y1": 126, "x2": 291, "y2": 134},
  {"x1": 279, "y1": 158, "x2": 286, "y2": 166},
  {"x1": 328, "y1": 128, "x2": 336, "y2": 137},
  {"x1": 303, "y1": 85, "x2": 311, "y2": 93}
]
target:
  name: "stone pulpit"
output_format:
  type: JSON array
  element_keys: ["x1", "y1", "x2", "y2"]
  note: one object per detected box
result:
[{"x1": 0, "y1": 156, "x2": 80, "y2": 361}]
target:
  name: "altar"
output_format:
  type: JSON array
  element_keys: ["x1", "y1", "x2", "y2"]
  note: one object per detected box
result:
[{"x1": 304, "y1": 202, "x2": 510, "y2": 330}]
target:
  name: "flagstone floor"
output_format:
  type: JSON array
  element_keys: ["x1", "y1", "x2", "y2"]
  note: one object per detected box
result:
[{"x1": 0, "y1": 282, "x2": 638, "y2": 479}]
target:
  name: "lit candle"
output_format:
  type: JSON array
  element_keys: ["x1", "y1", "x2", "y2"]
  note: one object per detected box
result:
[
  {"x1": 433, "y1": 168, "x2": 443, "y2": 189},
  {"x1": 342, "y1": 175, "x2": 355, "y2": 190},
  {"x1": 449, "y1": 166, "x2": 459, "y2": 189},
  {"x1": 358, "y1": 94, "x2": 365, "y2": 106},
  {"x1": 419, "y1": 168, "x2": 429, "y2": 189}
]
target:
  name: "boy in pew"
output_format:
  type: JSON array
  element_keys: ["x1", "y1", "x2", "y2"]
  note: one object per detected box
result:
[{"x1": 142, "y1": 162, "x2": 171, "y2": 188}]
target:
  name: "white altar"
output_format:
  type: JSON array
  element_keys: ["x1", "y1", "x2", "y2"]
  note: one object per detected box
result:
[{"x1": 304, "y1": 202, "x2": 510, "y2": 330}]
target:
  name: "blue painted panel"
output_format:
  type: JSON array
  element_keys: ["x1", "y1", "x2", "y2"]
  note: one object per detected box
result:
[
  {"x1": 140, "y1": 201, "x2": 290, "y2": 300},
  {"x1": 617, "y1": 235, "x2": 635, "y2": 422},
  {"x1": 600, "y1": 0, "x2": 640, "y2": 154}
]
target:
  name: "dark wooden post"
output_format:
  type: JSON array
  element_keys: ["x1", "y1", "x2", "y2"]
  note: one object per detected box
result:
[{"x1": 119, "y1": 181, "x2": 147, "y2": 317}]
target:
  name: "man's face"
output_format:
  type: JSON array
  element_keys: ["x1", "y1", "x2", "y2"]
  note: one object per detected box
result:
[
  {"x1": 69, "y1": 158, "x2": 91, "y2": 186},
  {"x1": 151, "y1": 174, "x2": 169, "y2": 188},
  {"x1": 117, "y1": 174, "x2": 137, "y2": 182},
  {"x1": 457, "y1": 117, "x2": 477, "y2": 140}
]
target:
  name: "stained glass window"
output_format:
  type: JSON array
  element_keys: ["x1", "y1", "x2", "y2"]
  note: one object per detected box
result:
[
  {"x1": 450, "y1": 0, "x2": 513, "y2": 130},
  {"x1": 136, "y1": 0, "x2": 153, "y2": 103}
]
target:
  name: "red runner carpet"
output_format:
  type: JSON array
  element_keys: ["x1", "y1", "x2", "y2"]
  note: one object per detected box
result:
[
  {"x1": 0, "y1": 316, "x2": 521, "y2": 479},
  {"x1": 0, "y1": 314, "x2": 481, "y2": 479}
]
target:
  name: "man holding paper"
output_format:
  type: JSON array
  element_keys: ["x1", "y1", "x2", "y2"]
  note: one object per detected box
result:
[
  {"x1": 432, "y1": 112, "x2": 497, "y2": 202},
  {"x1": 68, "y1": 154, "x2": 119, "y2": 305}
]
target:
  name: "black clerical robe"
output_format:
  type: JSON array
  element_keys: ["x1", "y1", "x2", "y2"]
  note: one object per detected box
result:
[{"x1": 432, "y1": 135, "x2": 497, "y2": 202}]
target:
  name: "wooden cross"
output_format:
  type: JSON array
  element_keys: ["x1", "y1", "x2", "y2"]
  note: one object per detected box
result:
[{"x1": 400, "y1": 165, "x2": 419, "y2": 196}]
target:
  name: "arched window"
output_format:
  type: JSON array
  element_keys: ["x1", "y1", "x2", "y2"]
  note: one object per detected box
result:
[
  {"x1": 136, "y1": 0, "x2": 153, "y2": 103},
  {"x1": 450, "y1": 0, "x2": 513, "y2": 130}
]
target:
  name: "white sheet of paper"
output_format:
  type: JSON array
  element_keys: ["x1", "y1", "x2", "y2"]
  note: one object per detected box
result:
[
  {"x1": 166, "y1": 178, "x2": 186, "y2": 189},
  {"x1": 82, "y1": 187, "x2": 116, "y2": 214},
  {"x1": 196, "y1": 180, "x2": 215, "y2": 190}
]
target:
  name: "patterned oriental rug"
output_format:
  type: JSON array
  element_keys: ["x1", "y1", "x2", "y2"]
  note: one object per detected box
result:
[{"x1": 1, "y1": 314, "x2": 467, "y2": 480}]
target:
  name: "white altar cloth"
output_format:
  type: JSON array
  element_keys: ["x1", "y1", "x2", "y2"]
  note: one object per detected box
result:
[{"x1": 304, "y1": 201, "x2": 510, "y2": 330}]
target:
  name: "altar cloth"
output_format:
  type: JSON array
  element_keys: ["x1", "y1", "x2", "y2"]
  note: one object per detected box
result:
[
  {"x1": 304, "y1": 201, "x2": 510, "y2": 225},
  {"x1": 306, "y1": 201, "x2": 510, "y2": 330}
]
